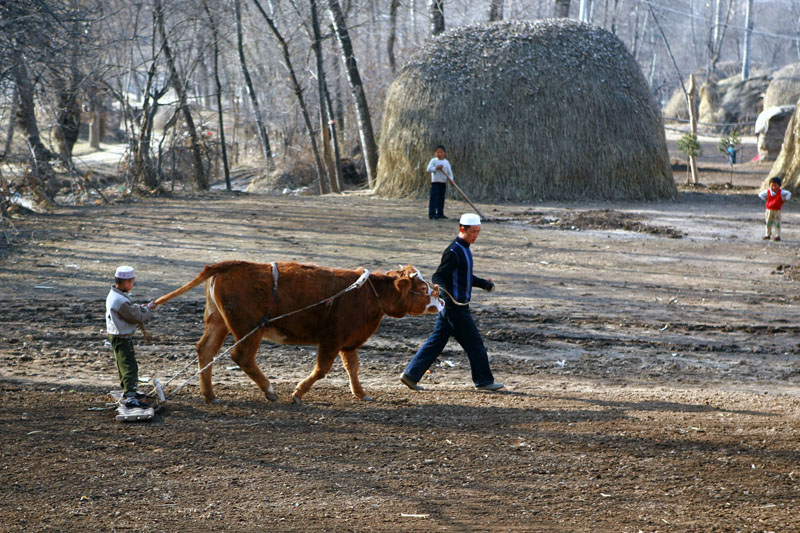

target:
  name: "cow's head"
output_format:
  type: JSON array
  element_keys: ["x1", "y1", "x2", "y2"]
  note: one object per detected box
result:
[{"x1": 384, "y1": 265, "x2": 444, "y2": 317}]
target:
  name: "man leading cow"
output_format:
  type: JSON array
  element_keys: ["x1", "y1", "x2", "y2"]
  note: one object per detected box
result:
[{"x1": 400, "y1": 213, "x2": 504, "y2": 392}]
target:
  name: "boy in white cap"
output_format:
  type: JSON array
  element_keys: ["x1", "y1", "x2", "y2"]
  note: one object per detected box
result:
[
  {"x1": 106, "y1": 266, "x2": 157, "y2": 409},
  {"x1": 400, "y1": 213, "x2": 504, "y2": 391}
]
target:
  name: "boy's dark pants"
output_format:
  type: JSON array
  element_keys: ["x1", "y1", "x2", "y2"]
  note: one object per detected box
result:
[
  {"x1": 429, "y1": 182, "x2": 446, "y2": 218},
  {"x1": 109, "y1": 334, "x2": 138, "y2": 395}
]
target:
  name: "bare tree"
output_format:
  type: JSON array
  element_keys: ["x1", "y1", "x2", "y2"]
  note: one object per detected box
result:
[
  {"x1": 251, "y1": 0, "x2": 329, "y2": 193},
  {"x1": 310, "y1": 0, "x2": 342, "y2": 192},
  {"x1": 235, "y1": 0, "x2": 273, "y2": 168},
  {"x1": 429, "y1": 0, "x2": 445, "y2": 36},
  {"x1": 388, "y1": 0, "x2": 401, "y2": 72},
  {"x1": 154, "y1": 0, "x2": 208, "y2": 190},
  {"x1": 327, "y1": 0, "x2": 379, "y2": 187},
  {"x1": 201, "y1": 0, "x2": 232, "y2": 191},
  {"x1": 489, "y1": 0, "x2": 504, "y2": 21},
  {"x1": 11, "y1": 54, "x2": 58, "y2": 202},
  {"x1": 555, "y1": 0, "x2": 570, "y2": 18}
]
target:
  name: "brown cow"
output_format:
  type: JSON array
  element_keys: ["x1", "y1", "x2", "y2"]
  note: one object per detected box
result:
[{"x1": 153, "y1": 261, "x2": 443, "y2": 404}]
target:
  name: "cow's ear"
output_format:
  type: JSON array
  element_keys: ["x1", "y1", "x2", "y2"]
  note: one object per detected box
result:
[{"x1": 394, "y1": 277, "x2": 411, "y2": 294}]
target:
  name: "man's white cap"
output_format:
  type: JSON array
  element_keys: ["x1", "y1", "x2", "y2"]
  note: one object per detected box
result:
[
  {"x1": 115, "y1": 265, "x2": 136, "y2": 279},
  {"x1": 459, "y1": 213, "x2": 481, "y2": 226}
]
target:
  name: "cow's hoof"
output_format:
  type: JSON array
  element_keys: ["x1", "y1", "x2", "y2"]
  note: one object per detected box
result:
[
  {"x1": 292, "y1": 395, "x2": 303, "y2": 405},
  {"x1": 265, "y1": 391, "x2": 278, "y2": 402},
  {"x1": 360, "y1": 395, "x2": 374, "y2": 402},
  {"x1": 204, "y1": 397, "x2": 220, "y2": 404}
]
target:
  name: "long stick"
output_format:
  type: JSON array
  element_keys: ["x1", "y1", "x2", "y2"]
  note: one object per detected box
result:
[{"x1": 449, "y1": 178, "x2": 485, "y2": 219}]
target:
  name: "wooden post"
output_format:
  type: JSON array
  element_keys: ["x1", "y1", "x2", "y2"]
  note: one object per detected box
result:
[{"x1": 687, "y1": 74, "x2": 699, "y2": 185}]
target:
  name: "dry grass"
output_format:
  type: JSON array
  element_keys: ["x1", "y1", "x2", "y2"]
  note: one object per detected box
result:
[
  {"x1": 764, "y1": 62, "x2": 800, "y2": 110},
  {"x1": 769, "y1": 108, "x2": 800, "y2": 192},
  {"x1": 375, "y1": 20, "x2": 676, "y2": 202}
]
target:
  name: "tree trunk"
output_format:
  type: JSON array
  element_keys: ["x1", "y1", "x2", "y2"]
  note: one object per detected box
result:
[
  {"x1": 235, "y1": 0, "x2": 273, "y2": 168},
  {"x1": 53, "y1": 73, "x2": 81, "y2": 168},
  {"x1": 687, "y1": 74, "x2": 699, "y2": 185},
  {"x1": 489, "y1": 0, "x2": 503, "y2": 21},
  {"x1": 202, "y1": 0, "x2": 231, "y2": 191},
  {"x1": 388, "y1": 0, "x2": 401, "y2": 72},
  {"x1": 11, "y1": 53, "x2": 57, "y2": 203},
  {"x1": 251, "y1": 0, "x2": 329, "y2": 193},
  {"x1": 428, "y1": 0, "x2": 444, "y2": 36},
  {"x1": 2, "y1": 83, "x2": 18, "y2": 159},
  {"x1": 741, "y1": 0, "x2": 754, "y2": 80},
  {"x1": 311, "y1": 0, "x2": 341, "y2": 192},
  {"x1": 327, "y1": 0, "x2": 379, "y2": 188},
  {"x1": 87, "y1": 82, "x2": 103, "y2": 149},
  {"x1": 154, "y1": 0, "x2": 208, "y2": 190},
  {"x1": 579, "y1": 0, "x2": 593, "y2": 23},
  {"x1": 554, "y1": 0, "x2": 570, "y2": 18}
]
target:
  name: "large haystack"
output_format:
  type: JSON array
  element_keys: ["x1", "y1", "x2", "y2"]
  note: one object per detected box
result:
[
  {"x1": 375, "y1": 20, "x2": 675, "y2": 202},
  {"x1": 769, "y1": 106, "x2": 800, "y2": 192},
  {"x1": 764, "y1": 63, "x2": 800, "y2": 109}
]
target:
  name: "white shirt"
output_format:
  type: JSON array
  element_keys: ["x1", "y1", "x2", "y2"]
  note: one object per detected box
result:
[{"x1": 427, "y1": 157, "x2": 453, "y2": 184}]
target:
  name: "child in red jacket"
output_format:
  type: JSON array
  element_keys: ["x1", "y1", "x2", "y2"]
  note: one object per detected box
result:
[{"x1": 758, "y1": 176, "x2": 791, "y2": 241}]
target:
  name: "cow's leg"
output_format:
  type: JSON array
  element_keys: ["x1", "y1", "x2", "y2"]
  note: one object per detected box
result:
[
  {"x1": 230, "y1": 331, "x2": 277, "y2": 402},
  {"x1": 340, "y1": 349, "x2": 372, "y2": 401},
  {"x1": 196, "y1": 310, "x2": 229, "y2": 403},
  {"x1": 292, "y1": 344, "x2": 338, "y2": 405}
]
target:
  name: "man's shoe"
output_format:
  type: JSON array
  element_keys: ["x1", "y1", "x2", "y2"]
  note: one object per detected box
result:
[
  {"x1": 123, "y1": 397, "x2": 151, "y2": 409},
  {"x1": 763, "y1": 235, "x2": 771, "y2": 240},
  {"x1": 400, "y1": 373, "x2": 424, "y2": 391},
  {"x1": 773, "y1": 236, "x2": 781, "y2": 241},
  {"x1": 440, "y1": 214, "x2": 448, "y2": 219},
  {"x1": 476, "y1": 382, "x2": 504, "y2": 391}
]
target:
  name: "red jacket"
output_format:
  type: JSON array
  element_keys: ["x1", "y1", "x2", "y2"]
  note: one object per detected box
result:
[{"x1": 766, "y1": 189, "x2": 785, "y2": 210}]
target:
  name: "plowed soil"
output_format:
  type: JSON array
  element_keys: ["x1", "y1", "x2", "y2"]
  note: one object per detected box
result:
[{"x1": 2, "y1": 158, "x2": 800, "y2": 531}]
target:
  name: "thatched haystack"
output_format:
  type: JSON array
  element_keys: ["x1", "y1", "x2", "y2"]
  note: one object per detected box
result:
[
  {"x1": 764, "y1": 63, "x2": 800, "y2": 109},
  {"x1": 375, "y1": 20, "x2": 675, "y2": 202},
  {"x1": 756, "y1": 105, "x2": 795, "y2": 161},
  {"x1": 768, "y1": 106, "x2": 800, "y2": 192}
]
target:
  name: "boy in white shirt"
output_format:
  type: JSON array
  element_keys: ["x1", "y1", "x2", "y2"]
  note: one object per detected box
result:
[{"x1": 426, "y1": 144, "x2": 454, "y2": 219}]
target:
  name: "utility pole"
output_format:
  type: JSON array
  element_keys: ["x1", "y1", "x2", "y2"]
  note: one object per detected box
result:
[{"x1": 741, "y1": 0, "x2": 753, "y2": 80}]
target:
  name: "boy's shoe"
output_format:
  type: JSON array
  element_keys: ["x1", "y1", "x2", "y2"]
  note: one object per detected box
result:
[
  {"x1": 400, "y1": 373, "x2": 424, "y2": 391},
  {"x1": 476, "y1": 382, "x2": 504, "y2": 391},
  {"x1": 773, "y1": 236, "x2": 781, "y2": 241},
  {"x1": 762, "y1": 235, "x2": 770, "y2": 240},
  {"x1": 123, "y1": 397, "x2": 151, "y2": 410}
]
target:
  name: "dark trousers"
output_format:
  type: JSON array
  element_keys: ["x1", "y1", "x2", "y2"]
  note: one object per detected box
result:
[
  {"x1": 403, "y1": 307, "x2": 494, "y2": 387},
  {"x1": 109, "y1": 335, "x2": 138, "y2": 395},
  {"x1": 429, "y1": 182, "x2": 446, "y2": 218}
]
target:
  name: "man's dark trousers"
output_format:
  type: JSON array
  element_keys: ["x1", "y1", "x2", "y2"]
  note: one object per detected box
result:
[{"x1": 403, "y1": 306, "x2": 494, "y2": 387}]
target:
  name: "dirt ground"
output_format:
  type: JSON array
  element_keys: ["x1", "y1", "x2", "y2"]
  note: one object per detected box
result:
[{"x1": 3, "y1": 146, "x2": 800, "y2": 531}]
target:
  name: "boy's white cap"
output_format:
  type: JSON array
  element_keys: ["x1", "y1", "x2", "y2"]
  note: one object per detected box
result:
[
  {"x1": 459, "y1": 213, "x2": 481, "y2": 226},
  {"x1": 115, "y1": 266, "x2": 136, "y2": 279}
]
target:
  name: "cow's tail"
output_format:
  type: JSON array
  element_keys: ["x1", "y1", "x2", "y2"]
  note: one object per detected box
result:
[{"x1": 153, "y1": 262, "x2": 240, "y2": 306}]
